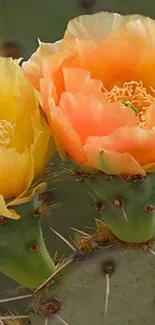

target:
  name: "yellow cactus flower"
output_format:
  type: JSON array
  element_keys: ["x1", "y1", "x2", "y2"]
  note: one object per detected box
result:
[{"x1": 0, "y1": 57, "x2": 53, "y2": 218}]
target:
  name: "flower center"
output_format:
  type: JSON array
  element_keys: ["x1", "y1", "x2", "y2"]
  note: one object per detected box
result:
[
  {"x1": 102, "y1": 81, "x2": 155, "y2": 127},
  {"x1": 0, "y1": 120, "x2": 14, "y2": 146}
]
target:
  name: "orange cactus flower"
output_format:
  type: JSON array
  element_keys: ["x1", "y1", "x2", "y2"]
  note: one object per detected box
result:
[{"x1": 23, "y1": 12, "x2": 155, "y2": 176}]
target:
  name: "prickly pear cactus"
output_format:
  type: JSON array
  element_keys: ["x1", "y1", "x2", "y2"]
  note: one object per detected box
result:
[
  {"x1": 27, "y1": 164, "x2": 155, "y2": 325},
  {"x1": 30, "y1": 247, "x2": 155, "y2": 325},
  {"x1": 1, "y1": 161, "x2": 155, "y2": 325},
  {"x1": 2, "y1": 4, "x2": 155, "y2": 325}
]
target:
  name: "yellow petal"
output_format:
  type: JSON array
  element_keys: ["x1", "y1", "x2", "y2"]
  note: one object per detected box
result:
[
  {"x1": 0, "y1": 57, "x2": 27, "y2": 123},
  {"x1": 9, "y1": 79, "x2": 51, "y2": 177},
  {"x1": 0, "y1": 195, "x2": 20, "y2": 219},
  {"x1": 9, "y1": 85, "x2": 37, "y2": 151},
  {"x1": 8, "y1": 182, "x2": 47, "y2": 206},
  {"x1": 9, "y1": 86, "x2": 39, "y2": 152},
  {"x1": 8, "y1": 209, "x2": 21, "y2": 219},
  {"x1": 31, "y1": 110, "x2": 52, "y2": 176},
  {"x1": 63, "y1": 12, "x2": 143, "y2": 45},
  {"x1": 0, "y1": 147, "x2": 34, "y2": 199},
  {"x1": 0, "y1": 119, "x2": 14, "y2": 147},
  {"x1": 143, "y1": 162, "x2": 155, "y2": 172}
]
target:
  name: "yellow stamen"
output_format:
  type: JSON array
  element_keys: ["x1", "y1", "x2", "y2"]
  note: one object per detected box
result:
[
  {"x1": 0, "y1": 120, "x2": 14, "y2": 146},
  {"x1": 102, "y1": 81, "x2": 155, "y2": 127}
]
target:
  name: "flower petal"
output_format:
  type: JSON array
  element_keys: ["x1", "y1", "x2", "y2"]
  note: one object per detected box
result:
[
  {"x1": 9, "y1": 82, "x2": 52, "y2": 177},
  {"x1": 112, "y1": 18, "x2": 155, "y2": 88},
  {"x1": 40, "y1": 77, "x2": 58, "y2": 113},
  {"x1": 145, "y1": 102, "x2": 155, "y2": 128},
  {"x1": 8, "y1": 182, "x2": 47, "y2": 206},
  {"x1": 63, "y1": 67, "x2": 103, "y2": 100},
  {"x1": 59, "y1": 92, "x2": 138, "y2": 143},
  {"x1": 63, "y1": 12, "x2": 143, "y2": 44},
  {"x1": 143, "y1": 162, "x2": 155, "y2": 172},
  {"x1": 10, "y1": 84, "x2": 37, "y2": 151},
  {"x1": 84, "y1": 145, "x2": 145, "y2": 175},
  {"x1": 63, "y1": 25, "x2": 152, "y2": 90},
  {"x1": 0, "y1": 195, "x2": 20, "y2": 219},
  {"x1": 0, "y1": 57, "x2": 27, "y2": 123},
  {"x1": 31, "y1": 110, "x2": 52, "y2": 176},
  {"x1": 85, "y1": 32, "x2": 144, "y2": 89},
  {"x1": 133, "y1": 47, "x2": 155, "y2": 89},
  {"x1": 42, "y1": 48, "x2": 76, "y2": 98},
  {"x1": 39, "y1": 43, "x2": 101, "y2": 108},
  {"x1": 22, "y1": 40, "x2": 62, "y2": 90},
  {"x1": 126, "y1": 16, "x2": 155, "y2": 46},
  {"x1": 48, "y1": 100, "x2": 86, "y2": 163},
  {"x1": 0, "y1": 147, "x2": 34, "y2": 198},
  {"x1": 85, "y1": 126, "x2": 155, "y2": 167},
  {"x1": 42, "y1": 48, "x2": 73, "y2": 78}
]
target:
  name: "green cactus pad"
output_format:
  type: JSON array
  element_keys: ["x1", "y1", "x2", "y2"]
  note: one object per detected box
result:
[
  {"x1": 49, "y1": 160, "x2": 155, "y2": 243},
  {"x1": 1, "y1": 161, "x2": 155, "y2": 323},
  {"x1": 0, "y1": 195, "x2": 56, "y2": 289},
  {"x1": 81, "y1": 172, "x2": 155, "y2": 243},
  {"x1": 30, "y1": 245, "x2": 155, "y2": 325}
]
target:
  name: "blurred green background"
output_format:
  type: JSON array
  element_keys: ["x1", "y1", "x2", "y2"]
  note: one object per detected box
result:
[
  {"x1": 0, "y1": 0, "x2": 154, "y2": 310},
  {"x1": 0, "y1": 0, "x2": 155, "y2": 59}
]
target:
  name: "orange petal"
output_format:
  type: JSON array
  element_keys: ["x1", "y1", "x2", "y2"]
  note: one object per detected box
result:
[
  {"x1": 22, "y1": 40, "x2": 62, "y2": 90},
  {"x1": 40, "y1": 77, "x2": 58, "y2": 114},
  {"x1": 62, "y1": 38, "x2": 98, "y2": 67},
  {"x1": 85, "y1": 126, "x2": 155, "y2": 167},
  {"x1": 48, "y1": 100, "x2": 86, "y2": 163},
  {"x1": 85, "y1": 32, "x2": 144, "y2": 89},
  {"x1": 143, "y1": 162, "x2": 155, "y2": 172},
  {"x1": 42, "y1": 48, "x2": 73, "y2": 79},
  {"x1": 84, "y1": 145, "x2": 145, "y2": 175},
  {"x1": 145, "y1": 102, "x2": 155, "y2": 128},
  {"x1": 59, "y1": 92, "x2": 138, "y2": 143},
  {"x1": 120, "y1": 18, "x2": 155, "y2": 88},
  {"x1": 126, "y1": 16, "x2": 155, "y2": 47},
  {"x1": 63, "y1": 18, "x2": 155, "y2": 90},
  {"x1": 63, "y1": 12, "x2": 143, "y2": 44},
  {"x1": 132, "y1": 47, "x2": 155, "y2": 89},
  {"x1": 63, "y1": 67, "x2": 103, "y2": 100},
  {"x1": 42, "y1": 48, "x2": 77, "y2": 97}
]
